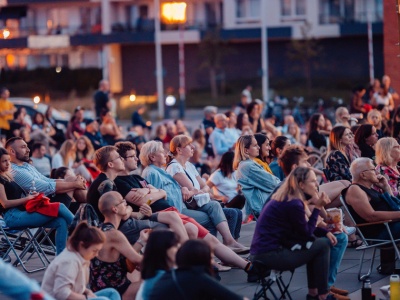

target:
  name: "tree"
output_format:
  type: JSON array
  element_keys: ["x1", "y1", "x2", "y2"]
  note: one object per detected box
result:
[
  {"x1": 199, "y1": 27, "x2": 229, "y2": 99},
  {"x1": 286, "y1": 21, "x2": 324, "y2": 95}
]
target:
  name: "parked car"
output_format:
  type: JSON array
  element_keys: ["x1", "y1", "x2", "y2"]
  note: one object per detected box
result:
[{"x1": 9, "y1": 97, "x2": 94, "y2": 132}]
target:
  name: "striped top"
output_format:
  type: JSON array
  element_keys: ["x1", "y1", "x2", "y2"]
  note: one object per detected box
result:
[{"x1": 10, "y1": 162, "x2": 56, "y2": 196}]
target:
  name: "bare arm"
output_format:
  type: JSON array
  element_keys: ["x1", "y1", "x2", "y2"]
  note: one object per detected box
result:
[
  {"x1": 346, "y1": 185, "x2": 400, "y2": 222},
  {"x1": 0, "y1": 184, "x2": 36, "y2": 209},
  {"x1": 55, "y1": 178, "x2": 86, "y2": 194},
  {"x1": 108, "y1": 231, "x2": 142, "y2": 264}
]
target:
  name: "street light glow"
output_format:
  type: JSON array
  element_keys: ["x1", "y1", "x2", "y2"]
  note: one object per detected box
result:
[
  {"x1": 165, "y1": 95, "x2": 176, "y2": 106},
  {"x1": 161, "y1": 2, "x2": 187, "y2": 24},
  {"x1": 130, "y1": 94, "x2": 136, "y2": 102},
  {"x1": 33, "y1": 96, "x2": 40, "y2": 104},
  {"x1": 2, "y1": 29, "x2": 10, "y2": 39}
]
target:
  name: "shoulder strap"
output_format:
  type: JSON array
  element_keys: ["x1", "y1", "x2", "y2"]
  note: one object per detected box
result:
[
  {"x1": 167, "y1": 161, "x2": 195, "y2": 186},
  {"x1": 171, "y1": 269, "x2": 187, "y2": 300}
]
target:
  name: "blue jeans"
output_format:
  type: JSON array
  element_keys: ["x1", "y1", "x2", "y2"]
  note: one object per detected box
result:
[
  {"x1": 0, "y1": 259, "x2": 54, "y2": 300},
  {"x1": 92, "y1": 288, "x2": 121, "y2": 300},
  {"x1": 4, "y1": 204, "x2": 74, "y2": 255},
  {"x1": 223, "y1": 208, "x2": 243, "y2": 239},
  {"x1": 328, "y1": 232, "x2": 348, "y2": 288}
]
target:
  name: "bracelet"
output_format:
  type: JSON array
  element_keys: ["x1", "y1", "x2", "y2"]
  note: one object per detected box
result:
[{"x1": 136, "y1": 239, "x2": 145, "y2": 247}]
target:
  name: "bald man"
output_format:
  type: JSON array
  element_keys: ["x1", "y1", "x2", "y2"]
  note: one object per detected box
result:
[
  {"x1": 90, "y1": 191, "x2": 143, "y2": 299},
  {"x1": 209, "y1": 113, "x2": 237, "y2": 162}
]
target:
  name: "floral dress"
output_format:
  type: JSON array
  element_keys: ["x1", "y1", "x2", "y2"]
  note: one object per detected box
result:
[
  {"x1": 89, "y1": 223, "x2": 131, "y2": 296},
  {"x1": 376, "y1": 164, "x2": 400, "y2": 197},
  {"x1": 325, "y1": 150, "x2": 352, "y2": 182}
]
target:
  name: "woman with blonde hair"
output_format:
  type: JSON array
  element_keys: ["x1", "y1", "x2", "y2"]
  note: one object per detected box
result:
[
  {"x1": 233, "y1": 135, "x2": 280, "y2": 217},
  {"x1": 375, "y1": 137, "x2": 400, "y2": 197},
  {"x1": 367, "y1": 109, "x2": 386, "y2": 139},
  {"x1": 75, "y1": 135, "x2": 100, "y2": 181},
  {"x1": 52, "y1": 139, "x2": 92, "y2": 182},
  {"x1": 249, "y1": 167, "x2": 335, "y2": 300},
  {"x1": 165, "y1": 135, "x2": 249, "y2": 253}
]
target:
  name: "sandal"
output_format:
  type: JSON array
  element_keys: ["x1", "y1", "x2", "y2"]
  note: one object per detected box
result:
[{"x1": 347, "y1": 239, "x2": 363, "y2": 248}]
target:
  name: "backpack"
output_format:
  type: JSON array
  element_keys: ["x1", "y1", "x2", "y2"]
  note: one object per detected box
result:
[{"x1": 69, "y1": 204, "x2": 100, "y2": 235}]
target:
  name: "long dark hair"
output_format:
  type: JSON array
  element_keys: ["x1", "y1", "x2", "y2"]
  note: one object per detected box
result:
[
  {"x1": 218, "y1": 151, "x2": 234, "y2": 177},
  {"x1": 50, "y1": 167, "x2": 70, "y2": 179},
  {"x1": 354, "y1": 124, "x2": 373, "y2": 147},
  {"x1": 270, "y1": 136, "x2": 289, "y2": 158},
  {"x1": 176, "y1": 239, "x2": 213, "y2": 275},
  {"x1": 254, "y1": 133, "x2": 268, "y2": 161},
  {"x1": 141, "y1": 230, "x2": 180, "y2": 280},
  {"x1": 307, "y1": 113, "x2": 323, "y2": 138},
  {"x1": 329, "y1": 126, "x2": 347, "y2": 151},
  {"x1": 236, "y1": 113, "x2": 246, "y2": 131}
]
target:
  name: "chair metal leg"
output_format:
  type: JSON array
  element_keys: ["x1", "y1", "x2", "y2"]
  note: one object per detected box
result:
[{"x1": 358, "y1": 248, "x2": 376, "y2": 281}]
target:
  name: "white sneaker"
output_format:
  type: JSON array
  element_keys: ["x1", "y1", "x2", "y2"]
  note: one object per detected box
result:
[{"x1": 344, "y1": 225, "x2": 356, "y2": 235}]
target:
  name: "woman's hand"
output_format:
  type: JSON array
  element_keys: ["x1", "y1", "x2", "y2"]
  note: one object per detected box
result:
[
  {"x1": 326, "y1": 232, "x2": 337, "y2": 246},
  {"x1": 181, "y1": 187, "x2": 191, "y2": 201},
  {"x1": 139, "y1": 204, "x2": 152, "y2": 217},
  {"x1": 139, "y1": 228, "x2": 151, "y2": 243},
  {"x1": 26, "y1": 192, "x2": 39, "y2": 201},
  {"x1": 309, "y1": 192, "x2": 330, "y2": 209}
]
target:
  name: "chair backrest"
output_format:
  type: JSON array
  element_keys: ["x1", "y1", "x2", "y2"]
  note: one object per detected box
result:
[{"x1": 339, "y1": 195, "x2": 369, "y2": 246}]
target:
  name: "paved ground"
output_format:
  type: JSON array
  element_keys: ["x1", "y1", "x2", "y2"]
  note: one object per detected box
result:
[{"x1": 1, "y1": 221, "x2": 393, "y2": 300}]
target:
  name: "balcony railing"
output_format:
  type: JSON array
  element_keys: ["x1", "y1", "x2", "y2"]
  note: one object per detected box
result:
[
  {"x1": 319, "y1": 11, "x2": 383, "y2": 25},
  {"x1": 0, "y1": 19, "x2": 220, "y2": 39}
]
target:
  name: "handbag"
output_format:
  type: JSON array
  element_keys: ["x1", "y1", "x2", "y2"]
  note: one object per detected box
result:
[{"x1": 167, "y1": 161, "x2": 209, "y2": 210}]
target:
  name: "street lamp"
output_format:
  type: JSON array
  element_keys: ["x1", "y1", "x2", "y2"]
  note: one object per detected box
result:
[
  {"x1": 161, "y1": 2, "x2": 187, "y2": 119},
  {"x1": 260, "y1": 0, "x2": 269, "y2": 104},
  {"x1": 154, "y1": 0, "x2": 164, "y2": 119}
]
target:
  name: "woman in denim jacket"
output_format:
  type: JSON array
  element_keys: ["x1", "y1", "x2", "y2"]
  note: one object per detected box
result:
[{"x1": 233, "y1": 135, "x2": 280, "y2": 217}]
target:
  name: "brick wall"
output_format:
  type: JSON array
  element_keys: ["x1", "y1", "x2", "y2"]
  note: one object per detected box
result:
[{"x1": 384, "y1": 0, "x2": 400, "y2": 104}]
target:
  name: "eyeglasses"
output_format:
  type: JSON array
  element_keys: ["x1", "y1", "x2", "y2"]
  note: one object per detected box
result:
[
  {"x1": 362, "y1": 168, "x2": 377, "y2": 174},
  {"x1": 115, "y1": 199, "x2": 126, "y2": 207},
  {"x1": 109, "y1": 155, "x2": 123, "y2": 162},
  {"x1": 125, "y1": 155, "x2": 137, "y2": 160}
]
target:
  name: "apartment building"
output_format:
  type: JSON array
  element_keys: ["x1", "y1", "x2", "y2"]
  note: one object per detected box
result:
[{"x1": 0, "y1": 0, "x2": 384, "y2": 94}]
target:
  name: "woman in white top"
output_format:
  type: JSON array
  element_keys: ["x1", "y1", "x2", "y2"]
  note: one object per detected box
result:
[
  {"x1": 207, "y1": 151, "x2": 245, "y2": 209},
  {"x1": 42, "y1": 222, "x2": 120, "y2": 300},
  {"x1": 165, "y1": 135, "x2": 248, "y2": 253},
  {"x1": 371, "y1": 84, "x2": 394, "y2": 112}
]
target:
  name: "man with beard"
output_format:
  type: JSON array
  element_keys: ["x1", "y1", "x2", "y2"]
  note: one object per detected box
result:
[{"x1": 6, "y1": 137, "x2": 87, "y2": 206}]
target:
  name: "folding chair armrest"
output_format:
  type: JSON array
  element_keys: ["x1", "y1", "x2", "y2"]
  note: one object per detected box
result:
[{"x1": 356, "y1": 220, "x2": 392, "y2": 227}]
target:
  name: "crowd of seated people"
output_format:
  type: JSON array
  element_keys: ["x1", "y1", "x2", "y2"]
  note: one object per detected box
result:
[{"x1": 2, "y1": 76, "x2": 400, "y2": 299}]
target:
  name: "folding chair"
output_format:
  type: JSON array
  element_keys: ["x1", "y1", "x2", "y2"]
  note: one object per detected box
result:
[
  {"x1": 0, "y1": 218, "x2": 52, "y2": 273},
  {"x1": 340, "y1": 196, "x2": 400, "y2": 281},
  {"x1": 252, "y1": 260, "x2": 294, "y2": 300}
]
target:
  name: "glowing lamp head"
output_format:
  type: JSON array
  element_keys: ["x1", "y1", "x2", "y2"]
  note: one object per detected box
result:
[{"x1": 33, "y1": 96, "x2": 41, "y2": 104}]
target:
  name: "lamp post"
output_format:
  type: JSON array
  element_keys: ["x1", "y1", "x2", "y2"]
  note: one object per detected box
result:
[
  {"x1": 261, "y1": 0, "x2": 269, "y2": 104},
  {"x1": 161, "y1": 2, "x2": 187, "y2": 119},
  {"x1": 155, "y1": 0, "x2": 165, "y2": 119}
]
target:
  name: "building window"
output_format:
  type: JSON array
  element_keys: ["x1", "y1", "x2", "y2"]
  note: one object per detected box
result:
[
  {"x1": 281, "y1": 0, "x2": 306, "y2": 17},
  {"x1": 319, "y1": 0, "x2": 356, "y2": 24},
  {"x1": 236, "y1": 0, "x2": 260, "y2": 20}
]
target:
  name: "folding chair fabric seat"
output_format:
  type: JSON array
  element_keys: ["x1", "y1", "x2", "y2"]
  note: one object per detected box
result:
[{"x1": 0, "y1": 217, "x2": 52, "y2": 273}]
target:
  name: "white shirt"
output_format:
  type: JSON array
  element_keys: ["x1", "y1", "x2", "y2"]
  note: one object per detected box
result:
[
  {"x1": 166, "y1": 159, "x2": 201, "y2": 189},
  {"x1": 208, "y1": 170, "x2": 238, "y2": 202}
]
